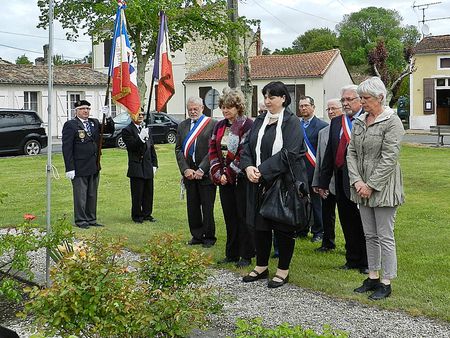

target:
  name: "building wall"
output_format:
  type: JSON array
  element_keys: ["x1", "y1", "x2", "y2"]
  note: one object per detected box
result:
[
  {"x1": 410, "y1": 53, "x2": 450, "y2": 129},
  {"x1": 0, "y1": 84, "x2": 106, "y2": 137}
]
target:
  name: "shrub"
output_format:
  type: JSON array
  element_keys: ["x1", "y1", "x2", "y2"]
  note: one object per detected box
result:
[
  {"x1": 22, "y1": 233, "x2": 222, "y2": 337},
  {"x1": 234, "y1": 318, "x2": 349, "y2": 338},
  {"x1": 0, "y1": 215, "x2": 73, "y2": 302}
]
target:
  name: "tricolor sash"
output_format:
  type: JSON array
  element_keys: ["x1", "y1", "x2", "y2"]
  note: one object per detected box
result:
[
  {"x1": 182, "y1": 115, "x2": 211, "y2": 158},
  {"x1": 340, "y1": 114, "x2": 353, "y2": 143},
  {"x1": 301, "y1": 122, "x2": 316, "y2": 167}
]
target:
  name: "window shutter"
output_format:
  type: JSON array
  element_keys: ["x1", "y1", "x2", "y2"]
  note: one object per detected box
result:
[{"x1": 423, "y1": 78, "x2": 434, "y2": 114}]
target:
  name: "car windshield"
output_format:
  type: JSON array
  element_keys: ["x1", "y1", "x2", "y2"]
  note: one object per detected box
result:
[{"x1": 113, "y1": 113, "x2": 131, "y2": 124}]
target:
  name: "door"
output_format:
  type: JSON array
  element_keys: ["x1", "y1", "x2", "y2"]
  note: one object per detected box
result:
[{"x1": 0, "y1": 112, "x2": 26, "y2": 151}]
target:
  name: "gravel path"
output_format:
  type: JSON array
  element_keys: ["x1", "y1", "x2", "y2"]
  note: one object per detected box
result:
[{"x1": 1, "y1": 246, "x2": 450, "y2": 337}]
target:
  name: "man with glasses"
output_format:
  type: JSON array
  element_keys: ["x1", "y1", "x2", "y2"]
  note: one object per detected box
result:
[
  {"x1": 297, "y1": 95, "x2": 328, "y2": 242},
  {"x1": 318, "y1": 85, "x2": 368, "y2": 273},
  {"x1": 122, "y1": 110, "x2": 158, "y2": 223},
  {"x1": 312, "y1": 98, "x2": 343, "y2": 252},
  {"x1": 62, "y1": 100, "x2": 103, "y2": 229}
]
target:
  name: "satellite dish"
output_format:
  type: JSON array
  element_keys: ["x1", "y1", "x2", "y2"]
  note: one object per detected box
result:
[{"x1": 422, "y1": 23, "x2": 430, "y2": 36}]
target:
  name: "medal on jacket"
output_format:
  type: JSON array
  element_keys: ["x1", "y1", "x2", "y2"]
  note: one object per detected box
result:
[{"x1": 78, "y1": 130, "x2": 86, "y2": 142}]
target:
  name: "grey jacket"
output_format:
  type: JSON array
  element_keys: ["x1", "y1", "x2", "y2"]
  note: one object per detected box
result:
[
  {"x1": 346, "y1": 107, "x2": 405, "y2": 207},
  {"x1": 312, "y1": 126, "x2": 335, "y2": 195}
]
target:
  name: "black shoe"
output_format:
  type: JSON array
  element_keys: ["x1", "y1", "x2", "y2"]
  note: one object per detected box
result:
[
  {"x1": 311, "y1": 234, "x2": 323, "y2": 243},
  {"x1": 90, "y1": 223, "x2": 104, "y2": 227},
  {"x1": 242, "y1": 269, "x2": 269, "y2": 283},
  {"x1": 76, "y1": 223, "x2": 89, "y2": 229},
  {"x1": 217, "y1": 257, "x2": 239, "y2": 264},
  {"x1": 315, "y1": 246, "x2": 334, "y2": 253},
  {"x1": 187, "y1": 238, "x2": 204, "y2": 245},
  {"x1": 144, "y1": 216, "x2": 156, "y2": 222},
  {"x1": 235, "y1": 258, "x2": 251, "y2": 268},
  {"x1": 267, "y1": 274, "x2": 289, "y2": 288},
  {"x1": 369, "y1": 283, "x2": 392, "y2": 300},
  {"x1": 354, "y1": 278, "x2": 380, "y2": 293},
  {"x1": 202, "y1": 241, "x2": 215, "y2": 248},
  {"x1": 133, "y1": 218, "x2": 143, "y2": 223}
]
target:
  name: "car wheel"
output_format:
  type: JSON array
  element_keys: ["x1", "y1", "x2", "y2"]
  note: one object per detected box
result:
[
  {"x1": 24, "y1": 139, "x2": 41, "y2": 156},
  {"x1": 166, "y1": 131, "x2": 176, "y2": 144},
  {"x1": 116, "y1": 135, "x2": 127, "y2": 149}
]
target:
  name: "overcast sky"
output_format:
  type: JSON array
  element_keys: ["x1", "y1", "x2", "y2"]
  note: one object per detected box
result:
[{"x1": 1, "y1": 0, "x2": 449, "y2": 63}]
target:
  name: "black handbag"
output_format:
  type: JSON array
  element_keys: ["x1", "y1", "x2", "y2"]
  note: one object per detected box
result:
[{"x1": 259, "y1": 149, "x2": 310, "y2": 228}]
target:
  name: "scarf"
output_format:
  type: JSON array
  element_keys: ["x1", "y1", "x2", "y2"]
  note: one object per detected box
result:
[{"x1": 255, "y1": 108, "x2": 284, "y2": 166}]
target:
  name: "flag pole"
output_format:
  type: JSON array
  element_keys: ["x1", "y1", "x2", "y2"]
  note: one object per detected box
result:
[
  {"x1": 145, "y1": 77, "x2": 155, "y2": 127},
  {"x1": 45, "y1": 0, "x2": 55, "y2": 288}
]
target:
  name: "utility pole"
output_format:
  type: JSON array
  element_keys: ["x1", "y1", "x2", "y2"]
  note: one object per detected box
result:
[{"x1": 227, "y1": 0, "x2": 240, "y2": 89}]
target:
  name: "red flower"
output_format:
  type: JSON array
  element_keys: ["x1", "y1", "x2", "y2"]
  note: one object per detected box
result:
[{"x1": 23, "y1": 214, "x2": 36, "y2": 221}]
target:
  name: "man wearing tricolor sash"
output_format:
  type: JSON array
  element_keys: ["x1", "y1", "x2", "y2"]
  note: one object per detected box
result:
[
  {"x1": 175, "y1": 97, "x2": 217, "y2": 247},
  {"x1": 318, "y1": 85, "x2": 368, "y2": 274},
  {"x1": 297, "y1": 96, "x2": 328, "y2": 242}
]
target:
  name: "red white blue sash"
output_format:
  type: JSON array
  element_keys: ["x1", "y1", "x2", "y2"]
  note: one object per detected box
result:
[
  {"x1": 301, "y1": 123, "x2": 316, "y2": 167},
  {"x1": 341, "y1": 114, "x2": 353, "y2": 143},
  {"x1": 182, "y1": 115, "x2": 211, "y2": 158}
]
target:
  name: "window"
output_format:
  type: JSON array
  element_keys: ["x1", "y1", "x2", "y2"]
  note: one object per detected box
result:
[
  {"x1": 0, "y1": 113, "x2": 23, "y2": 128},
  {"x1": 154, "y1": 114, "x2": 171, "y2": 124},
  {"x1": 104, "y1": 39, "x2": 112, "y2": 68},
  {"x1": 24, "y1": 91, "x2": 38, "y2": 112},
  {"x1": 437, "y1": 79, "x2": 446, "y2": 87},
  {"x1": 67, "y1": 92, "x2": 82, "y2": 118},
  {"x1": 439, "y1": 57, "x2": 450, "y2": 69}
]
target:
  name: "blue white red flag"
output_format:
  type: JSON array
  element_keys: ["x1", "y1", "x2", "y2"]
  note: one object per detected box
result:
[
  {"x1": 111, "y1": 2, "x2": 141, "y2": 121},
  {"x1": 152, "y1": 11, "x2": 175, "y2": 112}
]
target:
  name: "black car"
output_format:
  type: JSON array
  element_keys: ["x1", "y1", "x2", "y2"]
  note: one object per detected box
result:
[
  {"x1": 0, "y1": 109, "x2": 48, "y2": 155},
  {"x1": 103, "y1": 111, "x2": 179, "y2": 148}
]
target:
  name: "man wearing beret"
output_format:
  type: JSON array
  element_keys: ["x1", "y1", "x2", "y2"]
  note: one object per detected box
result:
[{"x1": 62, "y1": 100, "x2": 103, "y2": 229}]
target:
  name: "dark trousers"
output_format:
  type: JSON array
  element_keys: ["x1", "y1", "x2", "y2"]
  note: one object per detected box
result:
[
  {"x1": 130, "y1": 177, "x2": 154, "y2": 221},
  {"x1": 219, "y1": 179, "x2": 255, "y2": 260},
  {"x1": 256, "y1": 229, "x2": 295, "y2": 270},
  {"x1": 335, "y1": 172, "x2": 368, "y2": 268},
  {"x1": 298, "y1": 186, "x2": 323, "y2": 237},
  {"x1": 185, "y1": 179, "x2": 217, "y2": 243},
  {"x1": 321, "y1": 193, "x2": 337, "y2": 249},
  {"x1": 72, "y1": 173, "x2": 99, "y2": 227}
]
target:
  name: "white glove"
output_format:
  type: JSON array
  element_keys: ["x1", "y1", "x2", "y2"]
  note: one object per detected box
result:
[
  {"x1": 153, "y1": 167, "x2": 157, "y2": 175},
  {"x1": 101, "y1": 106, "x2": 111, "y2": 117},
  {"x1": 66, "y1": 170, "x2": 75, "y2": 180},
  {"x1": 139, "y1": 127, "x2": 149, "y2": 142}
]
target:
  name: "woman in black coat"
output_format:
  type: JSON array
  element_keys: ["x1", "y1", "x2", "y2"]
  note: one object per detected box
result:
[{"x1": 240, "y1": 81, "x2": 308, "y2": 288}]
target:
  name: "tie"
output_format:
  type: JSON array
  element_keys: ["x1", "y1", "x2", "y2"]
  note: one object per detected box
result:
[
  {"x1": 302, "y1": 119, "x2": 310, "y2": 128},
  {"x1": 83, "y1": 121, "x2": 92, "y2": 136},
  {"x1": 138, "y1": 125, "x2": 142, "y2": 133},
  {"x1": 335, "y1": 117, "x2": 353, "y2": 168}
]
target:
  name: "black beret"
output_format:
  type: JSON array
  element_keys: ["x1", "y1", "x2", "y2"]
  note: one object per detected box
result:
[{"x1": 74, "y1": 100, "x2": 91, "y2": 108}]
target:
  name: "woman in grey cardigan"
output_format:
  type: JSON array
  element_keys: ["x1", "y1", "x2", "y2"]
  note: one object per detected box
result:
[{"x1": 346, "y1": 77, "x2": 405, "y2": 300}]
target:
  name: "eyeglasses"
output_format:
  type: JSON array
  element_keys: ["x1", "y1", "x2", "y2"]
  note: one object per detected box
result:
[
  {"x1": 299, "y1": 104, "x2": 312, "y2": 108},
  {"x1": 326, "y1": 107, "x2": 342, "y2": 112},
  {"x1": 340, "y1": 97, "x2": 359, "y2": 103}
]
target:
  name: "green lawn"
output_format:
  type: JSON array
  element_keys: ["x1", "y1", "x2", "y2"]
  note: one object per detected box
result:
[{"x1": 0, "y1": 144, "x2": 449, "y2": 322}]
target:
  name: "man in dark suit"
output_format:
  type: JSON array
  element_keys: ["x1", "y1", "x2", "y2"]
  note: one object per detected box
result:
[
  {"x1": 62, "y1": 100, "x2": 102, "y2": 229},
  {"x1": 318, "y1": 85, "x2": 368, "y2": 273},
  {"x1": 297, "y1": 95, "x2": 328, "y2": 242},
  {"x1": 122, "y1": 110, "x2": 158, "y2": 223},
  {"x1": 175, "y1": 97, "x2": 217, "y2": 248}
]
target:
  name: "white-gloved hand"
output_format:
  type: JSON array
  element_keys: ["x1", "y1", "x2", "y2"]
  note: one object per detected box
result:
[
  {"x1": 66, "y1": 170, "x2": 75, "y2": 180},
  {"x1": 153, "y1": 167, "x2": 157, "y2": 175},
  {"x1": 101, "y1": 106, "x2": 111, "y2": 117},
  {"x1": 139, "y1": 127, "x2": 149, "y2": 142}
]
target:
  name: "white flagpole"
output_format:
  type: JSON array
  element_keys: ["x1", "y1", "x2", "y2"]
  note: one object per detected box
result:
[{"x1": 45, "y1": 0, "x2": 55, "y2": 287}]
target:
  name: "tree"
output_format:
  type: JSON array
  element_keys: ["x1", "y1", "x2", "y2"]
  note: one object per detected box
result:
[
  {"x1": 262, "y1": 47, "x2": 271, "y2": 55},
  {"x1": 15, "y1": 54, "x2": 32, "y2": 65},
  {"x1": 292, "y1": 28, "x2": 338, "y2": 53},
  {"x1": 38, "y1": 0, "x2": 250, "y2": 102},
  {"x1": 53, "y1": 53, "x2": 91, "y2": 65}
]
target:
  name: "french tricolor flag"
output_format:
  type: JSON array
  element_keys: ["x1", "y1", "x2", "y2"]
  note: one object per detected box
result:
[
  {"x1": 152, "y1": 11, "x2": 175, "y2": 112},
  {"x1": 110, "y1": 2, "x2": 141, "y2": 121}
]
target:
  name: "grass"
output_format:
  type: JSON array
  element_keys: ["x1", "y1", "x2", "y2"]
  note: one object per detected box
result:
[{"x1": 0, "y1": 144, "x2": 449, "y2": 323}]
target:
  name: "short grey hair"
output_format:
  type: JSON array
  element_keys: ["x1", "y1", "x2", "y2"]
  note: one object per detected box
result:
[
  {"x1": 327, "y1": 98, "x2": 341, "y2": 107},
  {"x1": 357, "y1": 77, "x2": 387, "y2": 105},
  {"x1": 186, "y1": 96, "x2": 204, "y2": 107},
  {"x1": 340, "y1": 84, "x2": 358, "y2": 97}
]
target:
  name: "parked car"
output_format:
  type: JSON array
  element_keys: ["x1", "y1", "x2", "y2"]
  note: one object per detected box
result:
[
  {"x1": 0, "y1": 109, "x2": 48, "y2": 156},
  {"x1": 103, "y1": 111, "x2": 179, "y2": 148}
]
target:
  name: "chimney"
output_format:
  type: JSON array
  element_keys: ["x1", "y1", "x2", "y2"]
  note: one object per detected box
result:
[
  {"x1": 255, "y1": 25, "x2": 262, "y2": 56},
  {"x1": 35, "y1": 57, "x2": 45, "y2": 66},
  {"x1": 43, "y1": 44, "x2": 49, "y2": 64}
]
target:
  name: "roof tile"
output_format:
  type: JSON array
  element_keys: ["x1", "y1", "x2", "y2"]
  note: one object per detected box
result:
[{"x1": 414, "y1": 35, "x2": 450, "y2": 54}]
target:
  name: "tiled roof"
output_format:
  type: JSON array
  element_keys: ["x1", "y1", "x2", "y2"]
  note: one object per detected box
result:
[
  {"x1": 414, "y1": 35, "x2": 450, "y2": 54},
  {"x1": 185, "y1": 49, "x2": 340, "y2": 82},
  {"x1": 0, "y1": 64, "x2": 108, "y2": 86}
]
